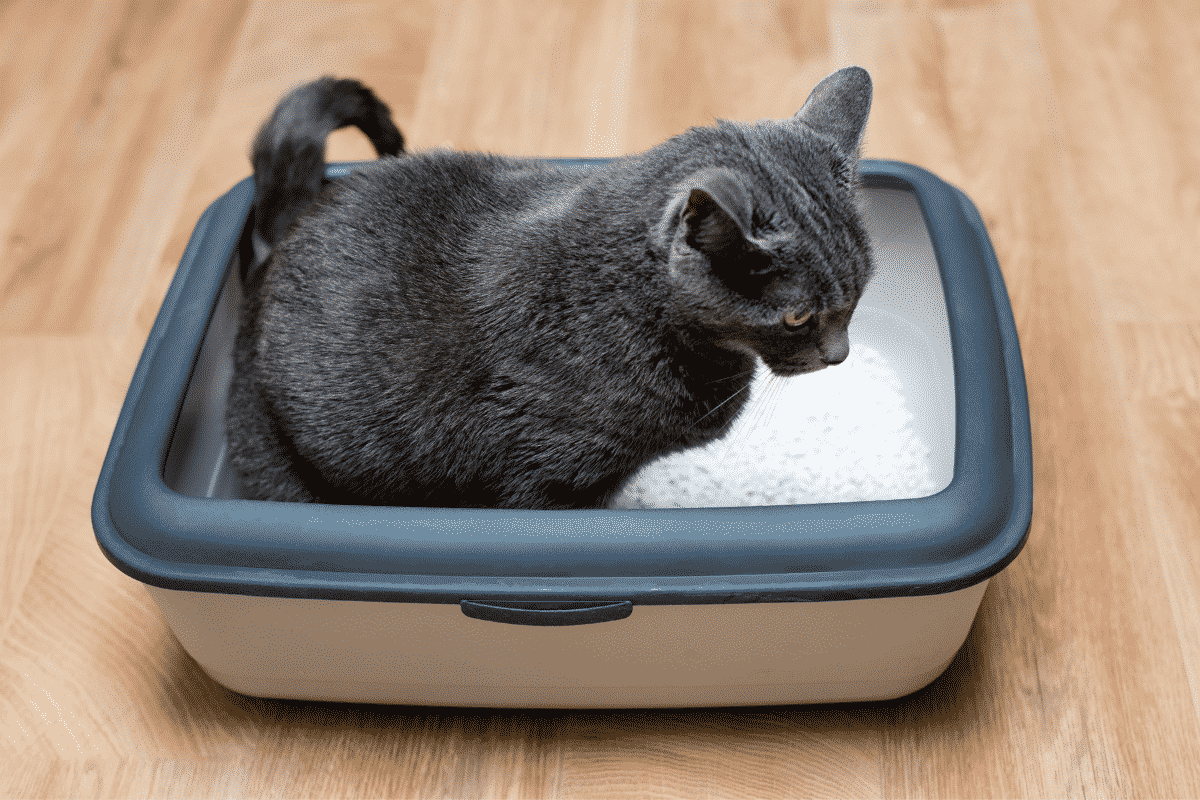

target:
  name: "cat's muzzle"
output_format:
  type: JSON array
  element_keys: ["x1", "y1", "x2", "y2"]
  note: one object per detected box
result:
[{"x1": 766, "y1": 360, "x2": 829, "y2": 378}]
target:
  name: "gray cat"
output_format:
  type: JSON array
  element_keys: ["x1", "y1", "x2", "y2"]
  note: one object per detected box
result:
[{"x1": 227, "y1": 68, "x2": 875, "y2": 508}]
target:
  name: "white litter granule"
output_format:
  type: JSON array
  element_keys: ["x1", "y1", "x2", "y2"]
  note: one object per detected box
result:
[{"x1": 609, "y1": 343, "x2": 940, "y2": 508}]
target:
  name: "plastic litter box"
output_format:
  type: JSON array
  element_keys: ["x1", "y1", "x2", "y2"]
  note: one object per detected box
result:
[{"x1": 93, "y1": 158, "x2": 1032, "y2": 708}]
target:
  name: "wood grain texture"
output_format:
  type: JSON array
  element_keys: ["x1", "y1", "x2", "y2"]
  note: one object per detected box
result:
[
  {"x1": 3, "y1": 0, "x2": 1200, "y2": 796},
  {"x1": 1033, "y1": 0, "x2": 1200, "y2": 323},
  {"x1": 0, "y1": 336, "x2": 114, "y2": 643},
  {"x1": 552, "y1": 709, "x2": 884, "y2": 799},
  {"x1": 0, "y1": 0, "x2": 253, "y2": 335},
  {"x1": 1115, "y1": 321, "x2": 1200, "y2": 770},
  {"x1": 409, "y1": 0, "x2": 639, "y2": 156},
  {"x1": 625, "y1": 0, "x2": 832, "y2": 152}
]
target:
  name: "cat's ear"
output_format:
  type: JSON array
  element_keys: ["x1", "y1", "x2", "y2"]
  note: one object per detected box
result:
[
  {"x1": 681, "y1": 168, "x2": 753, "y2": 258},
  {"x1": 794, "y1": 66, "x2": 872, "y2": 157}
]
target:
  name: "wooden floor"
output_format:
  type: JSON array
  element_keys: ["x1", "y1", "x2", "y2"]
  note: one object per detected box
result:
[{"x1": 3, "y1": 0, "x2": 1199, "y2": 796}]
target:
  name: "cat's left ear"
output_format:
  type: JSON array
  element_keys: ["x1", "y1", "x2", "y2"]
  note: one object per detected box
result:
[
  {"x1": 794, "y1": 66, "x2": 872, "y2": 157},
  {"x1": 680, "y1": 168, "x2": 753, "y2": 258}
]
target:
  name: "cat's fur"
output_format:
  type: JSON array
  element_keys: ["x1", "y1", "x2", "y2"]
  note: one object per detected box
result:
[{"x1": 227, "y1": 68, "x2": 876, "y2": 509}]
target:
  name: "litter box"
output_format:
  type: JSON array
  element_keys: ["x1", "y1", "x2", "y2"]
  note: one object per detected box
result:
[{"x1": 92, "y1": 158, "x2": 1032, "y2": 708}]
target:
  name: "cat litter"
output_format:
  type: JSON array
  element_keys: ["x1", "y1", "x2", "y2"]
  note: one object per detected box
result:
[
  {"x1": 611, "y1": 344, "x2": 941, "y2": 509},
  {"x1": 93, "y1": 159, "x2": 1031, "y2": 708}
]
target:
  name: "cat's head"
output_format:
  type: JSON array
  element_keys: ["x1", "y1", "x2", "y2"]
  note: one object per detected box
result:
[{"x1": 654, "y1": 66, "x2": 874, "y2": 377}]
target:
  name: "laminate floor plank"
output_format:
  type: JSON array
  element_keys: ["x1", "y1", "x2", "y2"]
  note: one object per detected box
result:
[
  {"x1": 241, "y1": 709, "x2": 558, "y2": 798},
  {"x1": 0, "y1": 336, "x2": 115, "y2": 651},
  {"x1": 0, "y1": 0, "x2": 254, "y2": 335},
  {"x1": 2, "y1": 756, "x2": 255, "y2": 799},
  {"x1": 1034, "y1": 0, "x2": 1200, "y2": 784},
  {"x1": 552, "y1": 709, "x2": 884, "y2": 800},
  {"x1": 1032, "y1": 0, "x2": 1200, "y2": 324},
  {"x1": 0, "y1": 0, "x2": 117, "y2": 239},
  {"x1": 1115, "y1": 322, "x2": 1200, "y2": 733},
  {"x1": 408, "y1": 0, "x2": 638, "y2": 157},
  {"x1": 624, "y1": 0, "x2": 832, "y2": 152}
]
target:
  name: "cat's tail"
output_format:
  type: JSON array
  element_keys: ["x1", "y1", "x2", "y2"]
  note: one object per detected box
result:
[{"x1": 247, "y1": 76, "x2": 404, "y2": 280}]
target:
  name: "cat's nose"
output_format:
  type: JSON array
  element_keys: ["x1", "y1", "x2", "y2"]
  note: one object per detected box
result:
[{"x1": 819, "y1": 341, "x2": 850, "y2": 365}]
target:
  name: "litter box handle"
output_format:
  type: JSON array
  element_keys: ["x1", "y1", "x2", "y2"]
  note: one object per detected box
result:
[{"x1": 460, "y1": 600, "x2": 633, "y2": 626}]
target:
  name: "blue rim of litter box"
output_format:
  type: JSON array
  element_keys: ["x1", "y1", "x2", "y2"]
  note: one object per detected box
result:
[{"x1": 92, "y1": 158, "x2": 1032, "y2": 605}]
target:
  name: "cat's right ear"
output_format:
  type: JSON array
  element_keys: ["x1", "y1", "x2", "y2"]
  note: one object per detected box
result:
[{"x1": 794, "y1": 66, "x2": 872, "y2": 157}]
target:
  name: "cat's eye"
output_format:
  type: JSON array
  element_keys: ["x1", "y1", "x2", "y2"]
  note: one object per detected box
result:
[{"x1": 783, "y1": 310, "x2": 813, "y2": 330}]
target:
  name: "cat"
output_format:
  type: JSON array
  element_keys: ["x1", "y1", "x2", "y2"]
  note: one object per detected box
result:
[{"x1": 226, "y1": 68, "x2": 876, "y2": 509}]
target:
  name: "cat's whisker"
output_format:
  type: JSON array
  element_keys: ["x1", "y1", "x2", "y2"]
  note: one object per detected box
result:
[
  {"x1": 717, "y1": 403, "x2": 757, "y2": 464},
  {"x1": 740, "y1": 375, "x2": 788, "y2": 456},
  {"x1": 707, "y1": 370, "x2": 756, "y2": 385},
  {"x1": 694, "y1": 383, "x2": 752, "y2": 426},
  {"x1": 720, "y1": 372, "x2": 786, "y2": 465},
  {"x1": 749, "y1": 374, "x2": 784, "y2": 431}
]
